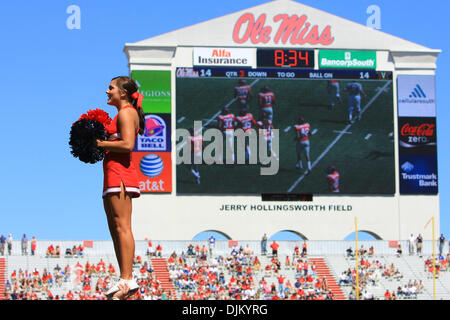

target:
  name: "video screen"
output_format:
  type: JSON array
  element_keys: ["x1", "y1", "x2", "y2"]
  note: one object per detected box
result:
[{"x1": 175, "y1": 67, "x2": 395, "y2": 195}]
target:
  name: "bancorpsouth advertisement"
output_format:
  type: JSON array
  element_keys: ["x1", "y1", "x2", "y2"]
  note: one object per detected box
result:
[
  {"x1": 397, "y1": 75, "x2": 438, "y2": 195},
  {"x1": 319, "y1": 50, "x2": 376, "y2": 69},
  {"x1": 131, "y1": 70, "x2": 171, "y2": 114}
]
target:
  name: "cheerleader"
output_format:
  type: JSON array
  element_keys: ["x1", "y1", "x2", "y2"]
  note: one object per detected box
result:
[{"x1": 95, "y1": 76, "x2": 145, "y2": 299}]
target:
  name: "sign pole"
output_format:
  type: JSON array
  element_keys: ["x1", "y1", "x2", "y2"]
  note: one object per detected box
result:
[
  {"x1": 355, "y1": 217, "x2": 359, "y2": 300},
  {"x1": 432, "y1": 217, "x2": 436, "y2": 300}
]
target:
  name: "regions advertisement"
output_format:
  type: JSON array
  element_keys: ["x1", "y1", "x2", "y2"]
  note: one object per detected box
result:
[
  {"x1": 397, "y1": 75, "x2": 436, "y2": 117},
  {"x1": 319, "y1": 50, "x2": 376, "y2": 69},
  {"x1": 175, "y1": 67, "x2": 395, "y2": 195},
  {"x1": 131, "y1": 70, "x2": 171, "y2": 114},
  {"x1": 134, "y1": 114, "x2": 172, "y2": 152},
  {"x1": 399, "y1": 154, "x2": 438, "y2": 195},
  {"x1": 132, "y1": 152, "x2": 172, "y2": 193}
]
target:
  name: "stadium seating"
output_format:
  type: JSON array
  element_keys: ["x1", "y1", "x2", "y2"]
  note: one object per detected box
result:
[{"x1": 1, "y1": 240, "x2": 449, "y2": 300}]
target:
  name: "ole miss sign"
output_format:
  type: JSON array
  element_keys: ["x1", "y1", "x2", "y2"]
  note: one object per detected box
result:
[{"x1": 233, "y1": 13, "x2": 334, "y2": 46}]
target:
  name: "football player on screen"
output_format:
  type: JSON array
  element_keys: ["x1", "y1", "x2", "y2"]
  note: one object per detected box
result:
[
  {"x1": 234, "y1": 79, "x2": 252, "y2": 113},
  {"x1": 258, "y1": 85, "x2": 277, "y2": 122},
  {"x1": 326, "y1": 165, "x2": 340, "y2": 193},
  {"x1": 344, "y1": 81, "x2": 367, "y2": 124},
  {"x1": 236, "y1": 107, "x2": 258, "y2": 161},
  {"x1": 294, "y1": 117, "x2": 312, "y2": 175},
  {"x1": 188, "y1": 127, "x2": 203, "y2": 184},
  {"x1": 327, "y1": 80, "x2": 342, "y2": 110},
  {"x1": 217, "y1": 106, "x2": 236, "y2": 164},
  {"x1": 257, "y1": 111, "x2": 279, "y2": 162}
]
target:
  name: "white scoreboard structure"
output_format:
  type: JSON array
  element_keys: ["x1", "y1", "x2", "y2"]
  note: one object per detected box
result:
[{"x1": 124, "y1": 0, "x2": 440, "y2": 241}]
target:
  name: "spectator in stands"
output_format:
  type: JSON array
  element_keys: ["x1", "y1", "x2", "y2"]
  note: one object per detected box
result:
[
  {"x1": 396, "y1": 244, "x2": 403, "y2": 257},
  {"x1": 346, "y1": 247, "x2": 354, "y2": 258},
  {"x1": 0, "y1": 234, "x2": 6, "y2": 256},
  {"x1": 301, "y1": 241, "x2": 307, "y2": 257},
  {"x1": 7, "y1": 234, "x2": 13, "y2": 255},
  {"x1": 359, "y1": 245, "x2": 367, "y2": 257},
  {"x1": 439, "y1": 234, "x2": 445, "y2": 256},
  {"x1": 77, "y1": 245, "x2": 84, "y2": 257},
  {"x1": 368, "y1": 246, "x2": 374, "y2": 257},
  {"x1": 21, "y1": 234, "x2": 28, "y2": 256},
  {"x1": 208, "y1": 235, "x2": 216, "y2": 256},
  {"x1": 270, "y1": 241, "x2": 279, "y2": 257},
  {"x1": 243, "y1": 244, "x2": 253, "y2": 256},
  {"x1": 156, "y1": 244, "x2": 163, "y2": 257},
  {"x1": 46, "y1": 244, "x2": 55, "y2": 257},
  {"x1": 65, "y1": 248, "x2": 72, "y2": 257},
  {"x1": 277, "y1": 274, "x2": 285, "y2": 293},
  {"x1": 339, "y1": 272, "x2": 349, "y2": 285},
  {"x1": 416, "y1": 234, "x2": 423, "y2": 257},
  {"x1": 147, "y1": 241, "x2": 155, "y2": 257},
  {"x1": 261, "y1": 234, "x2": 267, "y2": 256},
  {"x1": 408, "y1": 234, "x2": 415, "y2": 255},
  {"x1": 31, "y1": 236, "x2": 37, "y2": 256},
  {"x1": 186, "y1": 243, "x2": 194, "y2": 256}
]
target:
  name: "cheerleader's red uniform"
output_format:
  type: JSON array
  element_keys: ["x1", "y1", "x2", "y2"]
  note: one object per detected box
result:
[{"x1": 102, "y1": 105, "x2": 141, "y2": 198}]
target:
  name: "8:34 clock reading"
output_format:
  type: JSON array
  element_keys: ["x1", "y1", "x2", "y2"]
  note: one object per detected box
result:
[{"x1": 257, "y1": 49, "x2": 315, "y2": 68}]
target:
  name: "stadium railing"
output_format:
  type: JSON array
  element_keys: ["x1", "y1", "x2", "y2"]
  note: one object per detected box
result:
[{"x1": 3, "y1": 240, "x2": 442, "y2": 258}]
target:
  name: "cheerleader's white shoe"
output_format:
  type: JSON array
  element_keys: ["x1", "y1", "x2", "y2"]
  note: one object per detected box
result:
[{"x1": 106, "y1": 278, "x2": 139, "y2": 299}]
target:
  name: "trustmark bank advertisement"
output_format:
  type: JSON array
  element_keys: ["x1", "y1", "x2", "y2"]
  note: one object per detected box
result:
[{"x1": 125, "y1": 0, "x2": 441, "y2": 241}]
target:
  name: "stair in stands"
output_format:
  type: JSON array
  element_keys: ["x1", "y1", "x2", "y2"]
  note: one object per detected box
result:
[
  {"x1": 0, "y1": 258, "x2": 6, "y2": 300},
  {"x1": 309, "y1": 257, "x2": 346, "y2": 300},
  {"x1": 151, "y1": 258, "x2": 177, "y2": 300}
]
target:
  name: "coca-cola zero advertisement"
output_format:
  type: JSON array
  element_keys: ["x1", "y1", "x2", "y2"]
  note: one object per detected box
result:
[{"x1": 398, "y1": 117, "x2": 437, "y2": 155}]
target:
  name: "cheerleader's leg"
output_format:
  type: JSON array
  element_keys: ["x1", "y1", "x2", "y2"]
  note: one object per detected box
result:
[{"x1": 103, "y1": 181, "x2": 135, "y2": 281}]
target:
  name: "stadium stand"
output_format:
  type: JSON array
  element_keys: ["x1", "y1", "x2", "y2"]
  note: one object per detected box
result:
[
  {"x1": 0, "y1": 258, "x2": 6, "y2": 299},
  {"x1": 1, "y1": 240, "x2": 449, "y2": 300}
]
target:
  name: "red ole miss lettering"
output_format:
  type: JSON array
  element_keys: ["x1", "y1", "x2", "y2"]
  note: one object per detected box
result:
[{"x1": 233, "y1": 13, "x2": 334, "y2": 46}]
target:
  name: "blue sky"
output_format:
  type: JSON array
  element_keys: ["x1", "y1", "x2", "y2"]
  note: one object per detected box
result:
[{"x1": 0, "y1": 0, "x2": 447, "y2": 241}]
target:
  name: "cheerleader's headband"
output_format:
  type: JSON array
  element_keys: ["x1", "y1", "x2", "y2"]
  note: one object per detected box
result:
[{"x1": 131, "y1": 91, "x2": 144, "y2": 110}]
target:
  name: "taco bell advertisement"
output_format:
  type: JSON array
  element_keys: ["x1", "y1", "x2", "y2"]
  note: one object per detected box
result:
[{"x1": 135, "y1": 114, "x2": 172, "y2": 152}]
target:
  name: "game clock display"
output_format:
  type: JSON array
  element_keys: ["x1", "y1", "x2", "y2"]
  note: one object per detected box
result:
[{"x1": 257, "y1": 49, "x2": 314, "y2": 68}]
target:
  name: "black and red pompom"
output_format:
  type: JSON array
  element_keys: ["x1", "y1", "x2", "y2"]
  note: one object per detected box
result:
[{"x1": 69, "y1": 109, "x2": 112, "y2": 164}]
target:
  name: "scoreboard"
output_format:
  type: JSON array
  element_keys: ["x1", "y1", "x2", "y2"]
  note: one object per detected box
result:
[
  {"x1": 175, "y1": 48, "x2": 396, "y2": 195},
  {"x1": 125, "y1": 2, "x2": 440, "y2": 241}
]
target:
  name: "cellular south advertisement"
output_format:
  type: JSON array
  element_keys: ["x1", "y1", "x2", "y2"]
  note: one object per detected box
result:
[{"x1": 397, "y1": 75, "x2": 436, "y2": 118}]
